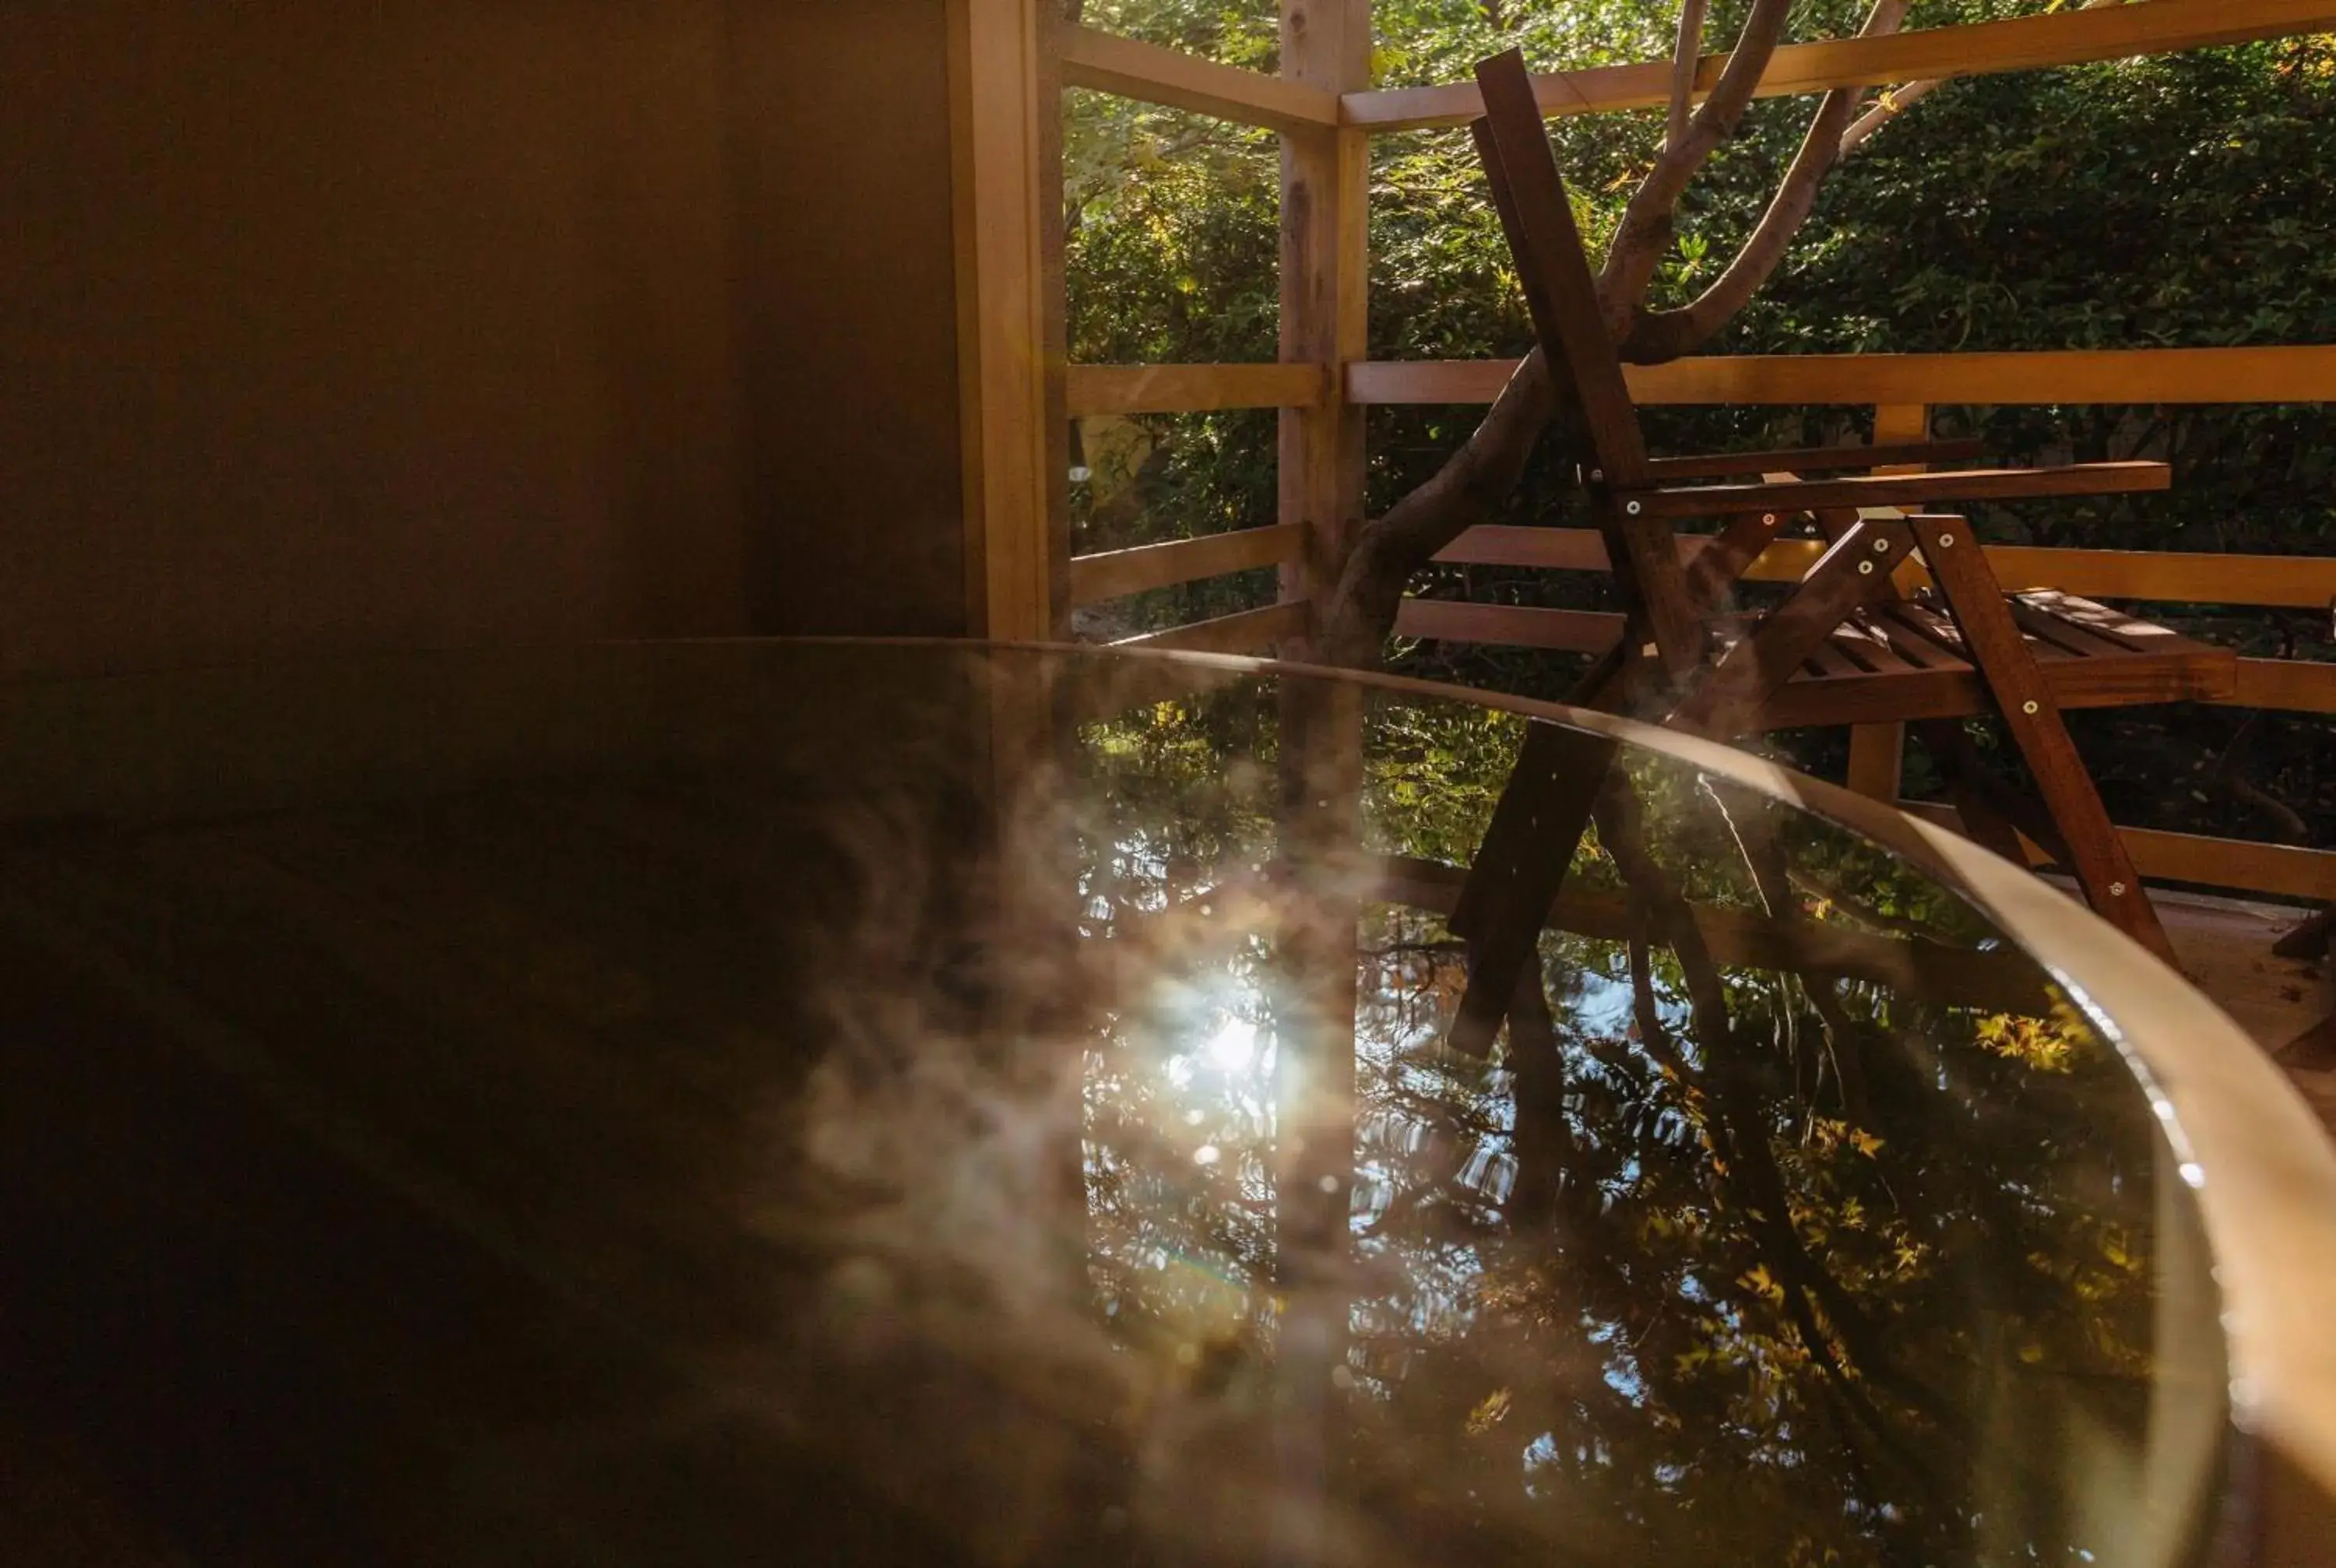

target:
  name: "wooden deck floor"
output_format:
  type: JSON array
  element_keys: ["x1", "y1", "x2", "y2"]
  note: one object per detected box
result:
[{"x1": 2152, "y1": 888, "x2": 2336, "y2": 1134}]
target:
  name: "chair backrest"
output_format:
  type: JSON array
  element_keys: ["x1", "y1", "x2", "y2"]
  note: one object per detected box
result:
[{"x1": 1469, "y1": 49, "x2": 1651, "y2": 489}]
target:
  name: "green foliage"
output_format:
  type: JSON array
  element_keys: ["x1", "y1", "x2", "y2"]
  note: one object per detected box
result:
[
  {"x1": 1078, "y1": 0, "x2": 1282, "y2": 68},
  {"x1": 1066, "y1": 5, "x2": 2336, "y2": 843},
  {"x1": 1064, "y1": 88, "x2": 1282, "y2": 631}
]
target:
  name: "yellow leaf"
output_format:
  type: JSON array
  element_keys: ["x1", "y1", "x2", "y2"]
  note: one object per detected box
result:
[{"x1": 1465, "y1": 1387, "x2": 1513, "y2": 1435}]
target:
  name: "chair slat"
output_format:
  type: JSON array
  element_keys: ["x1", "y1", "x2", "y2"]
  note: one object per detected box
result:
[
  {"x1": 1637, "y1": 462, "x2": 2171, "y2": 519},
  {"x1": 1868, "y1": 604, "x2": 1970, "y2": 670},
  {"x1": 1830, "y1": 616, "x2": 1915, "y2": 675},
  {"x1": 1802, "y1": 640, "x2": 1863, "y2": 680},
  {"x1": 2008, "y1": 597, "x2": 2138, "y2": 660},
  {"x1": 1645, "y1": 438, "x2": 1986, "y2": 481},
  {"x1": 2017, "y1": 589, "x2": 2179, "y2": 654}
]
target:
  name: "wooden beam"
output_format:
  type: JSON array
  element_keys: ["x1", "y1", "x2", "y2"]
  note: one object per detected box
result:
[
  {"x1": 1847, "y1": 722, "x2": 1906, "y2": 801},
  {"x1": 1643, "y1": 436, "x2": 1980, "y2": 480},
  {"x1": 1063, "y1": 26, "x2": 1339, "y2": 130},
  {"x1": 1109, "y1": 599, "x2": 1309, "y2": 655},
  {"x1": 951, "y1": 0, "x2": 1059, "y2": 639},
  {"x1": 1278, "y1": 0, "x2": 1372, "y2": 648},
  {"x1": 1437, "y1": 527, "x2": 2336, "y2": 612},
  {"x1": 1740, "y1": 541, "x2": 2336, "y2": 610},
  {"x1": 1901, "y1": 801, "x2": 2336, "y2": 903},
  {"x1": 1341, "y1": 0, "x2": 2336, "y2": 131},
  {"x1": 1941, "y1": 546, "x2": 2336, "y2": 610},
  {"x1": 1036, "y1": 8, "x2": 1074, "y2": 639},
  {"x1": 1068, "y1": 523, "x2": 1306, "y2": 604},
  {"x1": 1394, "y1": 599, "x2": 1624, "y2": 652},
  {"x1": 1349, "y1": 359, "x2": 1522, "y2": 406},
  {"x1": 1754, "y1": 651, "x2": 2235, "y2": 728},
  {"x1": 1349, "y1": 346, "x2": 2336, "y2": 407},
  {"x1": 1065, "y1": 362, "x2": 1326, "y2": 417},
  {"x1": 1433, "y1": 526, "x2": 1611, "y2": 570},
  {"x1": 2232, "y1": 658, "x2": 2336, "y2": 715}
]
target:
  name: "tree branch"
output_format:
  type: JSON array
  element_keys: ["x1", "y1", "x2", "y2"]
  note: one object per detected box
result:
[
  {"x1": 1622, "y1": 0, "x2": 1910, "y2": 362},
  {"x1": 1623, "y1": 86, "x2": 1859, "y2": 360},
  {"x1": 1837, "y1": 78, "x2": 1938, "y2": 159},
  {"x1": 1841, "y1": 0, "x2": 2122, "y2": 158},
  {"x1": 1599, "y1": 0, "x2": 1796, "y2": 329},
  {"x1": 1666, "y1": 0, "x2": 1710, "y2": 154}
]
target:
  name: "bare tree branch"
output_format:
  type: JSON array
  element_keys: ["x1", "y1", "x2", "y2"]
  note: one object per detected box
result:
[
  {"x1": 1600, "y1": 0, "x2": 1796, "y2": 329},
  {"x1": 1622, "y1": 0, "x2": 1911, "y2": 362},
  {"x1": 1841, "y1": 0, "x2": 2122, "y2": 158},
  {"x1": 1625, "y1": 87, "x2": 1860, "y2": 360},
  {"x1": 1838, "y1": 77, "x2": 1939, "y2": 158},
  {"x1": 1666, "y1": 0, "x2": 1710, "y2": 153}
]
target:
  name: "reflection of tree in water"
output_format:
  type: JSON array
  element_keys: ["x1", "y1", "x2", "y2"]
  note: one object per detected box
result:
[
  {"x1": 1071, "y1": 677, "x2": 2204, "y2": 1565},
  {"x1": 1076, "y1": 687, "x2": 1282, "y2": 1341}
]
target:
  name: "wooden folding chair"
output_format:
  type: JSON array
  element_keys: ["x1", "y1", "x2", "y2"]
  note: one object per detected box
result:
[{"x1": 1442, "y1": 49, "x2": 2236, "y2": 1053}]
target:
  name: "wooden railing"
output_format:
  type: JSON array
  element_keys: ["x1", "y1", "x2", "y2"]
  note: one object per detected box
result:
[
  {"x1": 1053, "y1": 2, "x2": 2336, "y2": 904},
  {"x1": 1068, "y1": 345, "x2": 2336, "y2": 901},
  {"x1": 1339, "y1": 0, "x2": 2336, "y2": 129},
  {"x1": 1063, "y1": 2, "x2": 2336, "y2": 131}
]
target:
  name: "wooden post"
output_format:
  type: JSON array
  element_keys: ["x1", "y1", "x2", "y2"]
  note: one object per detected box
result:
[
  {"x1": 950, "y1": 0, "x2": 1068, "y2": 641},
  {"x1": 1278, "y1": 0, "x2": 1370, "y2": 649},
  {"x1": 1845, "y1": 402, "x2": 1929, "y2": 800},
  {"x1": 1845, "y1": 708, "x2": 1906, "y2": 802},
  {"x1": 1272, "y1": 9, "x2": 1370, "y2": 1555}
]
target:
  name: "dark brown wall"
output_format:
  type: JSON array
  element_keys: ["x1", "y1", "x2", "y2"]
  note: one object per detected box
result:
[
  {"x1": 731, "y1": 3, "x2": 971, "y2": 638},
  {"x1": 0, "y1": 1, "x2": 967, "y2": 678}
]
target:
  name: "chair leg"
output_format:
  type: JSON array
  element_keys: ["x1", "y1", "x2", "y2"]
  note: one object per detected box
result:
[
  {"x1": 1912, "y1": 718, "x2": 2067, "y2": 867},
  {"x1": 2273, "y1": 905, "x2": 2331, "y2": 962},
  {"x1": 1907, "y1": 515, "x2": 2176, "y2": 966},
  {"x1": 1447, "y1": 719, "x2": 1618, "y2": 1056},
  {"x1": 1602, "y1": 505, "x2": 1705, "y2": 684}
]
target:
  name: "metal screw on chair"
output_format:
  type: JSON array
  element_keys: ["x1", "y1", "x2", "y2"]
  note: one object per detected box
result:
[
  {"x1": 1625, "y1": 500, "x2": 1641, "y2": 515},
  {"x1": 1937, "y1": 533, "x2": 1956, "y2": 547},
  {"x1": 1858, "y1": 561, "x2": 1875, "y2": 575},
  {"x1": 1588, "y1": 469, "x2": 1604, "y2": 483},
  {"x1": 2109, "y1": 881, "x2": 2128, "y2": 897},
  {"x1": 2021, "y1": 700, "x2": 2039, "y2": 715},
  {"x1": 1872, "y1": 538, "x2": 1891, "y2": 552},
  {"x1": 1762, "y1": 513, "x2": 1777, "y2": 526}
]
